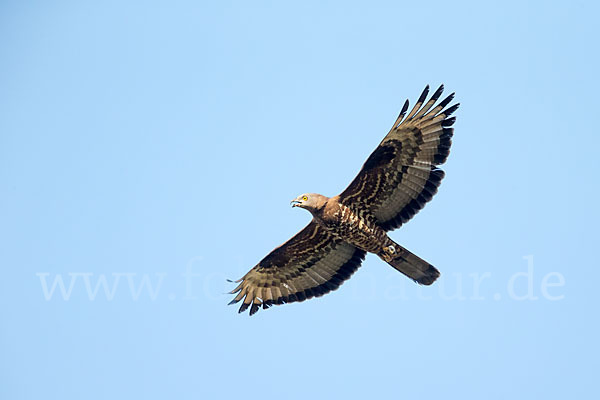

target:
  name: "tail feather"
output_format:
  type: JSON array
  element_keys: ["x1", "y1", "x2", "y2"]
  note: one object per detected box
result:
[{"x1": 380, "y1": 243, "x2": 440, "y2": 285}]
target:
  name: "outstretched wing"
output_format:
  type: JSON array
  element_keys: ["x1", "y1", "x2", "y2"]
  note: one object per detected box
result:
[
  {"x1": 339, "y1": 84, "x2": 458, "y2": 231},
  {"x1": 229, "y1": 221, "x2": 366, "y2": 315}
]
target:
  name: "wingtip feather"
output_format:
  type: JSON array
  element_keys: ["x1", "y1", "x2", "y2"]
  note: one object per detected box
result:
[
  {"x1": 417, "y1": 85, "x2": 430, "y2": 104},
  {"x1": 438, "y1": 92, "x2": 455, "y2": 110}
]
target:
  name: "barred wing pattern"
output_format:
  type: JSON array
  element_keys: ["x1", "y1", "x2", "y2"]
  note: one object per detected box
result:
[
  {"x1": 229, "y1": 222, "x2": 366, "y2": 315},
  {"x1": 340, "y1": 84, "x2": 458, "y2": 231}
]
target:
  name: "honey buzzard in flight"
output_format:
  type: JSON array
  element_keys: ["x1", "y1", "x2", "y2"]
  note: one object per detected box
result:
[{"x1": 229, "y1": 85, "x2": 458, "y2": 315}]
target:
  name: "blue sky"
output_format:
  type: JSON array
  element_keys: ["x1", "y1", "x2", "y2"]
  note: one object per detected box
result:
[{"x1": 1, "y1": 1, "x2": 598, "y2": 399}]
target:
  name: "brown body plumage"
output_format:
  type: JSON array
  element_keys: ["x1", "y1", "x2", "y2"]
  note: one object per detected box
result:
[
  {"x1": 229, "y1": 84, "x2": 458, "y2": 315},
  {"x1": 313, "y1": 196, "x2": 386, "y2": 254}
]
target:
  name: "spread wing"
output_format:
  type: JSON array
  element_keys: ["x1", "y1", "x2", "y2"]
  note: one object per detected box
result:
[
  {"x1": 229, "y1": 221, "x2": 366, "y2": 315},
  {"x1": 339, "y1": 84, "x2": 458, "y2": 231}
]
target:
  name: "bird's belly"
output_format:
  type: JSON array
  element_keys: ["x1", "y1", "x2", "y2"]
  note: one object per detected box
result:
[{"x1": 325, "y1": 217, "x2": 384, "y2": 254}]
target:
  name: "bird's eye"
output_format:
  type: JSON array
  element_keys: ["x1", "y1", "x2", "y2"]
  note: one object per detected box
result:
[{"x1": 302, "y1": 196, "x2": 308, "y2": 201}]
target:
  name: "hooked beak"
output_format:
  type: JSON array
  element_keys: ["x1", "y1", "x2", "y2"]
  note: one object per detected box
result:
[{"x1": 290, "y1": 200, "x2": 301, "y2": 208}]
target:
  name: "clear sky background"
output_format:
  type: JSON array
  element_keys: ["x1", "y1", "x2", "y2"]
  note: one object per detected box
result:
[{"x1": 1, "y1": 1, "x2": 598, "y2": 399}]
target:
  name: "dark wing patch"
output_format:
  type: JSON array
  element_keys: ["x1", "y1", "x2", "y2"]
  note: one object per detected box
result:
[
  {"x1": 362, "y1": 143, "x2": 398, "y2": 171},
  {"x1": 339, "y1": 84, "x2": 458, "y2": 231},
  {"x1": 229, "y1": 222, "x2": 366, "y2": 315}
]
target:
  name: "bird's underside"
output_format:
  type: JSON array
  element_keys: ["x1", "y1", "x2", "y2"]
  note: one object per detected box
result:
[{"x1": 229, "y1": 84, "x2": 459, "y2": 315}]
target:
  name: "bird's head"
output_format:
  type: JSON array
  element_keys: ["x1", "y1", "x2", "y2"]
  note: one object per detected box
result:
[{"x1": 290, "y1": 193, "x2": 328, "y2": 212}]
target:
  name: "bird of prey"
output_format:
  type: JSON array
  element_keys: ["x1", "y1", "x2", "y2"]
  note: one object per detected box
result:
[{"x1": 229, "y1": 84, "x2": 458, "y2": 315}]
